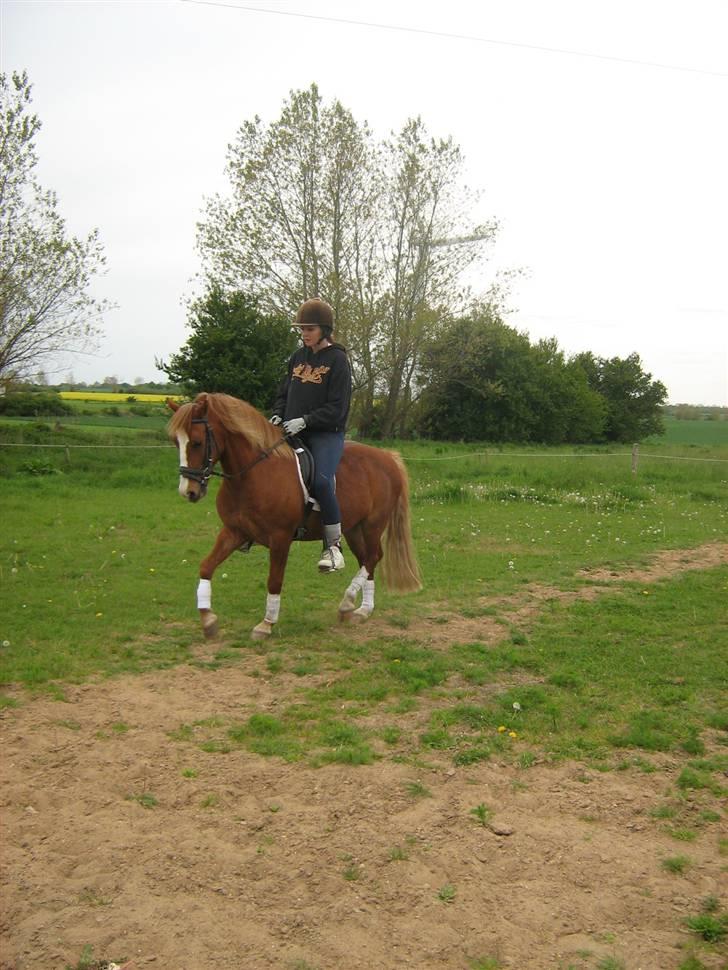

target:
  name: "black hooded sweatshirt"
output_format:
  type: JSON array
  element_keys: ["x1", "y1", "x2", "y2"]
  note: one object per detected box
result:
[{"x1": 272, "y1": 343, "x2": 351, "y2": 432}]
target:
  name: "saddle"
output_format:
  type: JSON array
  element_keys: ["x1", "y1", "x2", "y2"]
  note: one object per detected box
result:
[
  {"x1": 287, "y1": 434, "x2": 315, "y2": 495},
  {"x1": 289, "y1": 434, "x2": 336, "y2": 540}
]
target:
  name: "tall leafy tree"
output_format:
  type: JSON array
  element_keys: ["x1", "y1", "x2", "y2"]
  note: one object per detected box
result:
[
  {"x1": 374, "y1": 119, "x2": 496, "y2": 437},
  {"x1": 158, "y1": 287, "x2": 296, "y2": 409},
  {"x1": 572, "y1": 351, "x2": 667, "y2": 441},
  {"x1": 0, "y1": 71, "x2": 109, "y2": 382},
  {"x1": 417, "y1": 306, "x2": 606, "y2": 443},
  {"x1": 196, "y1": 85, "x2": 497, "y2": 436}
]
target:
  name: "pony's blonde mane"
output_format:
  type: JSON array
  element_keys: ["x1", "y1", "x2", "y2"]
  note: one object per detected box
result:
[{"x1": 167, "y1": 393, "x2": 293, "y2": 460}]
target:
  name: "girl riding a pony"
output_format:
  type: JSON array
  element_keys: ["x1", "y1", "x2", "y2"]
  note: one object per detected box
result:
[{"x1": 270, "y1": 298, "x2": 352, "y2": 573}]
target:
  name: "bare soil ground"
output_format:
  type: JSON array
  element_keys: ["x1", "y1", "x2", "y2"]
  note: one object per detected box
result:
[{"x1": 2, "y1": 545, "x2": 727, "y2": 970}]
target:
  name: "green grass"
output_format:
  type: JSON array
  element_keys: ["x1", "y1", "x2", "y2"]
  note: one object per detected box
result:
[
  {"x1": 647, "y1": 416, "x2": 728, "y2": 447},
  {"x1": 661, "y1": 855, "x2": 691, "y2": 874},
  {"x1": 469, "y1": 803, "x2": 493, "y2": 826},
  {"x1": 1, "y1": 421, "x2": 727, "y2": 780},
  {"x1": 685, "y1": 911, "x2": 728, "y2": 943},
  {"x1": 126, "y1": 792, "x2": 158, "y2": 809}
]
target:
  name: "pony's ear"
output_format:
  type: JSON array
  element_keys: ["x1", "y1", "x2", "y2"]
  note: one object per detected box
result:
[
  {"x1": 166, "y1": 398, "x2": 179, "y2": 412},
  {"x1": 192, "y1": 392, "x2": 209, "y2": 418}
]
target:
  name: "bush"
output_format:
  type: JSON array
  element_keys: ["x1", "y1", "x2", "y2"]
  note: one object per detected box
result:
[
  {"x1": 0, "y1": 391, "x2": 73, "y2": 417},
  {"x1": 19, "y1": 458, "x2": 62, "y2": 476}
]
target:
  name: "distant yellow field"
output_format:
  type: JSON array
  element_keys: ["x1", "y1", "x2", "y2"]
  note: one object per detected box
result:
[{"x1": 60, "y1": 392, "x2": 182, "y2": 403}]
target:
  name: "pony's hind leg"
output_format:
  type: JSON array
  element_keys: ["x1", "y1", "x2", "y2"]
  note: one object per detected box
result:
[
  {"x1": 338, "y1": 565, "x2": 369, "y2": 620},
  {"x1": 338, "y1": 524, "x2": 380, "y2": 623},
  {"x1": 198, "y1": 526, "x2": 241, "y2": 639}
]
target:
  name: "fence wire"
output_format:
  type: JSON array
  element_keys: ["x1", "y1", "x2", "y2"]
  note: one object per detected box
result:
[{"x1": 1, "y1": 442, "x2": 727, "y2": 463}]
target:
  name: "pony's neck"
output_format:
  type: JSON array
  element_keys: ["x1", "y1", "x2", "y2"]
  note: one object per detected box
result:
[{"x1": 217, "y1": 428, "x2": 258, "y2": 480}]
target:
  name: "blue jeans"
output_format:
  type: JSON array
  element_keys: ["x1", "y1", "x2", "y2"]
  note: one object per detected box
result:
[{"x1": 299, "y1": 430, "x2": 344, "y2": 525}]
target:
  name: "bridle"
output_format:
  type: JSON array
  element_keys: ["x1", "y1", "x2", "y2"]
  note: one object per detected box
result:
[
  {"x1": 179, "y1": 416, "x2": 289, "y2": 488},
  {"x1": 179, "y1": 417, "x2": 219, "y2": 488}
]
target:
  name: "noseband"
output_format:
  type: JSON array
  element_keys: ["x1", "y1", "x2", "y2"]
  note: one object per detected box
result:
[{"x1": 179, "y1": 416, "x2": 290, "y2": 486}]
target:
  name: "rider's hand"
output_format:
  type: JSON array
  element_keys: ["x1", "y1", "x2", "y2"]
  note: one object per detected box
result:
[
  {"x1": 269, "y1": 415, "x2": 283, "y2": 426},
  {"x1": 283, "y1": 417, "x2": 306, "y2": 435}
]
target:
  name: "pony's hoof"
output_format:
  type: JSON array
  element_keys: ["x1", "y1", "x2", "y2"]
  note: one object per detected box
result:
[
  {"x1": 351, "y1": 608, "x2": 372, "y2": 624},
  {"x1": 338, "y1": 609, "x2": 354, "y2": 623},
  {"x1": 251, "y1": 620, "x2": 273, "y2": 640},
  {"x1": 201, "y1": 612, "x2": 219, "y2": 639}
]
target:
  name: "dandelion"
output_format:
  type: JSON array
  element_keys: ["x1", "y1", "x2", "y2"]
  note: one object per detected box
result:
[
  {"x1": 222, "y1": 573, "x2": 228, "y2": 579},
  {"x1": 96, "y1": 612, "x2": 103, "y2": 618},
  {"x1": 497, "y1": 725, "x2": 507, "y2": 733},
  {"x1": 2, "y1": 640, "x2": 9, "y2": 647},
  {"x1": 11, "y1": 567, "x2": 17, "y2": 574},
  {"x1": 642, "y1": 589, "x2": 650, "y2": 596},
  {"x1": 509, "y1": 731, "x2": 518, "y2": 739},
  {"x1": 512, "y1": 702, "x2": 522, "y2": 713},
  {"x1": 149, "y1": 568, "x2": 155, "y2": 573},
  {"x1": 508, "y1": 560, "x2": 515, "y2": 570}
]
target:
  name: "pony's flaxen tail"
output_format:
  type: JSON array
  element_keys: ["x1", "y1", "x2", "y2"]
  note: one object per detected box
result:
[{"x1": 381, "y1": 453, "x2": 422, "y2": 594}]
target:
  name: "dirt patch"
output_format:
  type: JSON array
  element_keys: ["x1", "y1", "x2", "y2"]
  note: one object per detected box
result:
[
  {"x1": 1, "y1": 545, "x2": 727, "y2": 970},
  {"x1": 577, "y1": 540, "x2": 728, "y2": 584}
]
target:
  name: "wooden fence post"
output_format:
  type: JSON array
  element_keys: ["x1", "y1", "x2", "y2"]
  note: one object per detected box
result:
[{"x1": 631, "y1": 443, "x2": 639, "y2": 476}]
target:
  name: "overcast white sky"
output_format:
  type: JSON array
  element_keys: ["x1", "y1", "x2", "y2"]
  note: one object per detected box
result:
[{"x1": 2, "y1": 0, "x2": 727, "y2": 403}]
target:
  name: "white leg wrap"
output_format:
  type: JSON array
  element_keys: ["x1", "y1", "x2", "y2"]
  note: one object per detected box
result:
[
  {"x1": 197, "y1": 578, "x2": 212, "y2": 610},
  {"x1": 353, "y1": 579, "x2": 375, "y2": 619},
  {"x1": 265, "y1": 593, "x2": 281, "y2": 624},
  {"x1": 362, "y1": 580, "x2": 375, "y2": 612},
  {"x1": 345, "y1": 566, "x2": 369, "y2": 600},
  {"x1": 339, "y1": 566, "x2": 368, "y2": 614}
]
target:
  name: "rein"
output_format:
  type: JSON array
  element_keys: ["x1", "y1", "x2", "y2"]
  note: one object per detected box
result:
[{"x1": 179, "y1": 417, "x2": 289, "y2": 486}]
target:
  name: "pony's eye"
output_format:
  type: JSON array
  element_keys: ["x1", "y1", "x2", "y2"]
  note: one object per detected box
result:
[{"x1": 190, "y1": 441, "x2": 202, "y2": 449}]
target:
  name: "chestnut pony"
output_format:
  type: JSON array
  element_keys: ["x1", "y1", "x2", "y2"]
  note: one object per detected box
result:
[{"x1": 168, "y1": 393, "x2": 421, "y2": 640}]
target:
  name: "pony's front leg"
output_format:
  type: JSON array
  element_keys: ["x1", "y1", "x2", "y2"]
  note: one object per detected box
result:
[
  {"x1": 251, "y1": 533, "x2": 292, "y2": 640},
  {"x1": 198, "y1": 526, "x2": 240, "y2": 639}
]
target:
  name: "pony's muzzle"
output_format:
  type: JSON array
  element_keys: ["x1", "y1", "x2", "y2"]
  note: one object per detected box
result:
[
  {"x1": 178, "y1": 474, "x2": 207, "y2": 502},
  {"x1": 186, "y1": 483, "x2": 207, "y2": 503}
]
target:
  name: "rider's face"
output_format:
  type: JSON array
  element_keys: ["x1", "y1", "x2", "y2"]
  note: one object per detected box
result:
[{"x1": 300, "y1": 324, "x2": 323, "y2": 348}]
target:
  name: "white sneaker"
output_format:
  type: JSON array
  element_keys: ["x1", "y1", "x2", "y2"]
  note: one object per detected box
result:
[{"x1": 318, "y1": 544, "x2": 345, "y2": 572}]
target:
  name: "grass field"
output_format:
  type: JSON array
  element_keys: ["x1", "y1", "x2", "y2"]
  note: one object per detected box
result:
[
  {"x1": 645, "y1": 416, "x2": 728, "y2": 447},
  {"x1": 1, "y1": 410, "x2": 726, "y2": 777},
  {"x1": 2, "y1": 406, "x2": 727, "y2": 970}
]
